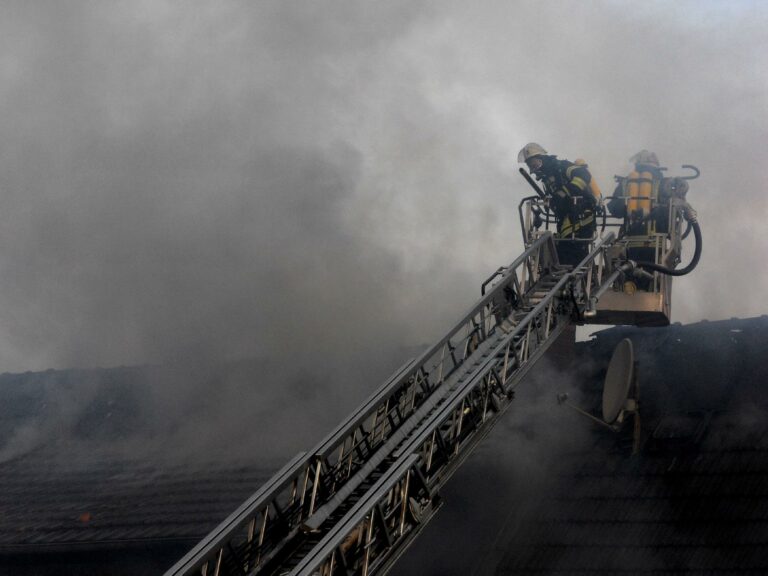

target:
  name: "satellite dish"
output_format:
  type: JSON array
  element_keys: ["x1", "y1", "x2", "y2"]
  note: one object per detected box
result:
[
  {"x1": 602, "y1": 338, "x2": 634, "y2": 424},
  {"x1": 558, "y1": 338, "x2": 640, "y2": 452}
]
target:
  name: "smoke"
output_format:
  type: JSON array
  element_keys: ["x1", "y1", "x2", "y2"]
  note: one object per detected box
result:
[
  {"x1": 0, "y1": 2, "x2": 763, "y2": 375},
  {"x1": 394, "y1": 354, "x2": 596, "y2": 576},
  {"x1": 0, "y1": 369, "x2": 104, "y2": 464},
  {"x1": 0, "y1": 0, "x2": 764, "y2": 483}
]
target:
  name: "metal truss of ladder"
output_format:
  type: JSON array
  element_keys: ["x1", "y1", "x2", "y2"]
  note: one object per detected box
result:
[{"x1": 165, "y1": 231, "x2": 616, "y2": 576}]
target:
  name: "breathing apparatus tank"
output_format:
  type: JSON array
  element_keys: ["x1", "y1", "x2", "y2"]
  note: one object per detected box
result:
[
  {"x1": 626, "y1": 171, "x2": 640, "y2": 214},
  {"x1": 574, "y1": 158, "x2": 603, "y2": 203},
  {"x1": 638, "y1": 171, "x2": 654, "y2": 215}
]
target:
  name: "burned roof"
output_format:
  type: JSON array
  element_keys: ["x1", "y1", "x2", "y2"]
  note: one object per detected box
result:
[
  {"x1": 0, "y1": 361, "x2": 282, "y2": 559},
  {"x1": 497, "y1": 411, "x2": 768, "y2": 574},
  {"x1": 2, "y1": 317, "x2": 768, "y2": 574},
  {"x1": 0, "y1": 453, "x2": 270, "y2": 553},
  {"x1": 397, "y1": 316, "x2": 768, "y2": 575}
]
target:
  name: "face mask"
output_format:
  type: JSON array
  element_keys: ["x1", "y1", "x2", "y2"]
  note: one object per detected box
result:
[{"x1": 526, "y1": 157, "x2": 544, "y2": 174}]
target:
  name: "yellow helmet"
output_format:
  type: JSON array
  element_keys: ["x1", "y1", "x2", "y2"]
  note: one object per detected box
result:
[
  {"x1": 629, "y1": 149, "x2": 660, "y2": 167},
  {"x1": 518, "y1": 142, "x2": 548, "y2": 163}
]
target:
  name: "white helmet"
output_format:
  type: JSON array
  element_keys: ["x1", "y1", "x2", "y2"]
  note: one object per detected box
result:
[
  {"x1": 518, "y1": 142, "x2": 548, "y2": 163},
  {"x1": 629, "y1": 149, "x2": 660, "y2": 168}
]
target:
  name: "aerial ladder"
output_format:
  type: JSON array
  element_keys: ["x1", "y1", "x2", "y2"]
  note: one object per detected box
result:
[{"x1": 165, "y1": 162, "x2": 702, "y2": 576}]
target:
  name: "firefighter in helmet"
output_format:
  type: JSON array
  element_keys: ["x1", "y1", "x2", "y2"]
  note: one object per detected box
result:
[
  {"x1": 607, "y1": 150, "x2": 663, "y2": 223},
  {"x1": 518, "y1": 143, "x2": 597, "y2": 264},
  {"x1": 608, "y1": 150, "x2": 688, "y2": 237}
]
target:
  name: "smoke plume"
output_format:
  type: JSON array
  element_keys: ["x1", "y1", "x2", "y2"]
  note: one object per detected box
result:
[{"x1": 0, "y1": 2, "x2": 764, "y2": 375}]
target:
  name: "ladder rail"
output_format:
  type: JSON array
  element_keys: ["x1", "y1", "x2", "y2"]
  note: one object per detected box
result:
[
  {"x1": 163, "y1": 232, "x2": 614, "y2": 576},
  {"x1": 164, "y1": 452, "x2": 309, "y2": 576},
  {"x1": 287, "y1": 235, "x2": 616, "y2": 576}
]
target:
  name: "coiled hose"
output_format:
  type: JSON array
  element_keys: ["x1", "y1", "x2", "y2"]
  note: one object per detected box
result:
[{"x1": 634, "y1": 204, "x2": 702, "y2": 276}]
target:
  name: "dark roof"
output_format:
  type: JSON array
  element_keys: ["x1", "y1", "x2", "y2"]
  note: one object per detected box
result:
[
  {"x1": 0, "y1": 453, "x2": 271, "y2": 553},
  {"x1": 2, "y1": 317, "x2": 768, "y2": 574},
  {"x1": 0, "y1": 362, "x2": 283, "y2": 555},
  {"x1": 397, "y1": 316, "x2": 768, "y2": 575},
  {"x1": 498, "y1": 414, "x2": 768, "y2": 574}
]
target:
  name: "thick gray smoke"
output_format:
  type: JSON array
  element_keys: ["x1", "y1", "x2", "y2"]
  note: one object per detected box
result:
[
  {"x1": 0, "y1": 2, "x2": 764, "y2": 374},
  {"x1": 0, "y1": 2, "x2": 766, "y2": 470}
]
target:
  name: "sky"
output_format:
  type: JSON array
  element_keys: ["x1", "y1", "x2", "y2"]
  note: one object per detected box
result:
[{"x1": 0, "y1": 0, "x2": 765, "y2": 375}]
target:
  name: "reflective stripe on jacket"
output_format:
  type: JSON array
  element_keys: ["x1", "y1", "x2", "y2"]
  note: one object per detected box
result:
[
  {"x1": 558, "y1": 211, "x2": 595, "y2": 239},
  {"x1": 540, "y1": 159, "x2": 597, "y2": 232}
]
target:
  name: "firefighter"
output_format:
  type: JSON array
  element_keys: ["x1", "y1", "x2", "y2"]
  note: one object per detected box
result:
[
  {"x1": 518, "y1": 143, "x2": 597, "y2": 264},
  {"x1": 608, "y1": 150, "x2": 689, "y2": 237},
  {"x1": 607, "y1": 150, "x2": 663, "y2": 223}
]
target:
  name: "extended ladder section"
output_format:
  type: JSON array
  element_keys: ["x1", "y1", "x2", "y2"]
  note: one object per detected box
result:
[{"x1": 165, "y1": 231, "x2": 617, "y2": 576}]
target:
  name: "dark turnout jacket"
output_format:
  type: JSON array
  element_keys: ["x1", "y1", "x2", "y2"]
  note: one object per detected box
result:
[{"x1": 536, "y1": 157, "x2": 596, "y2": 238}]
